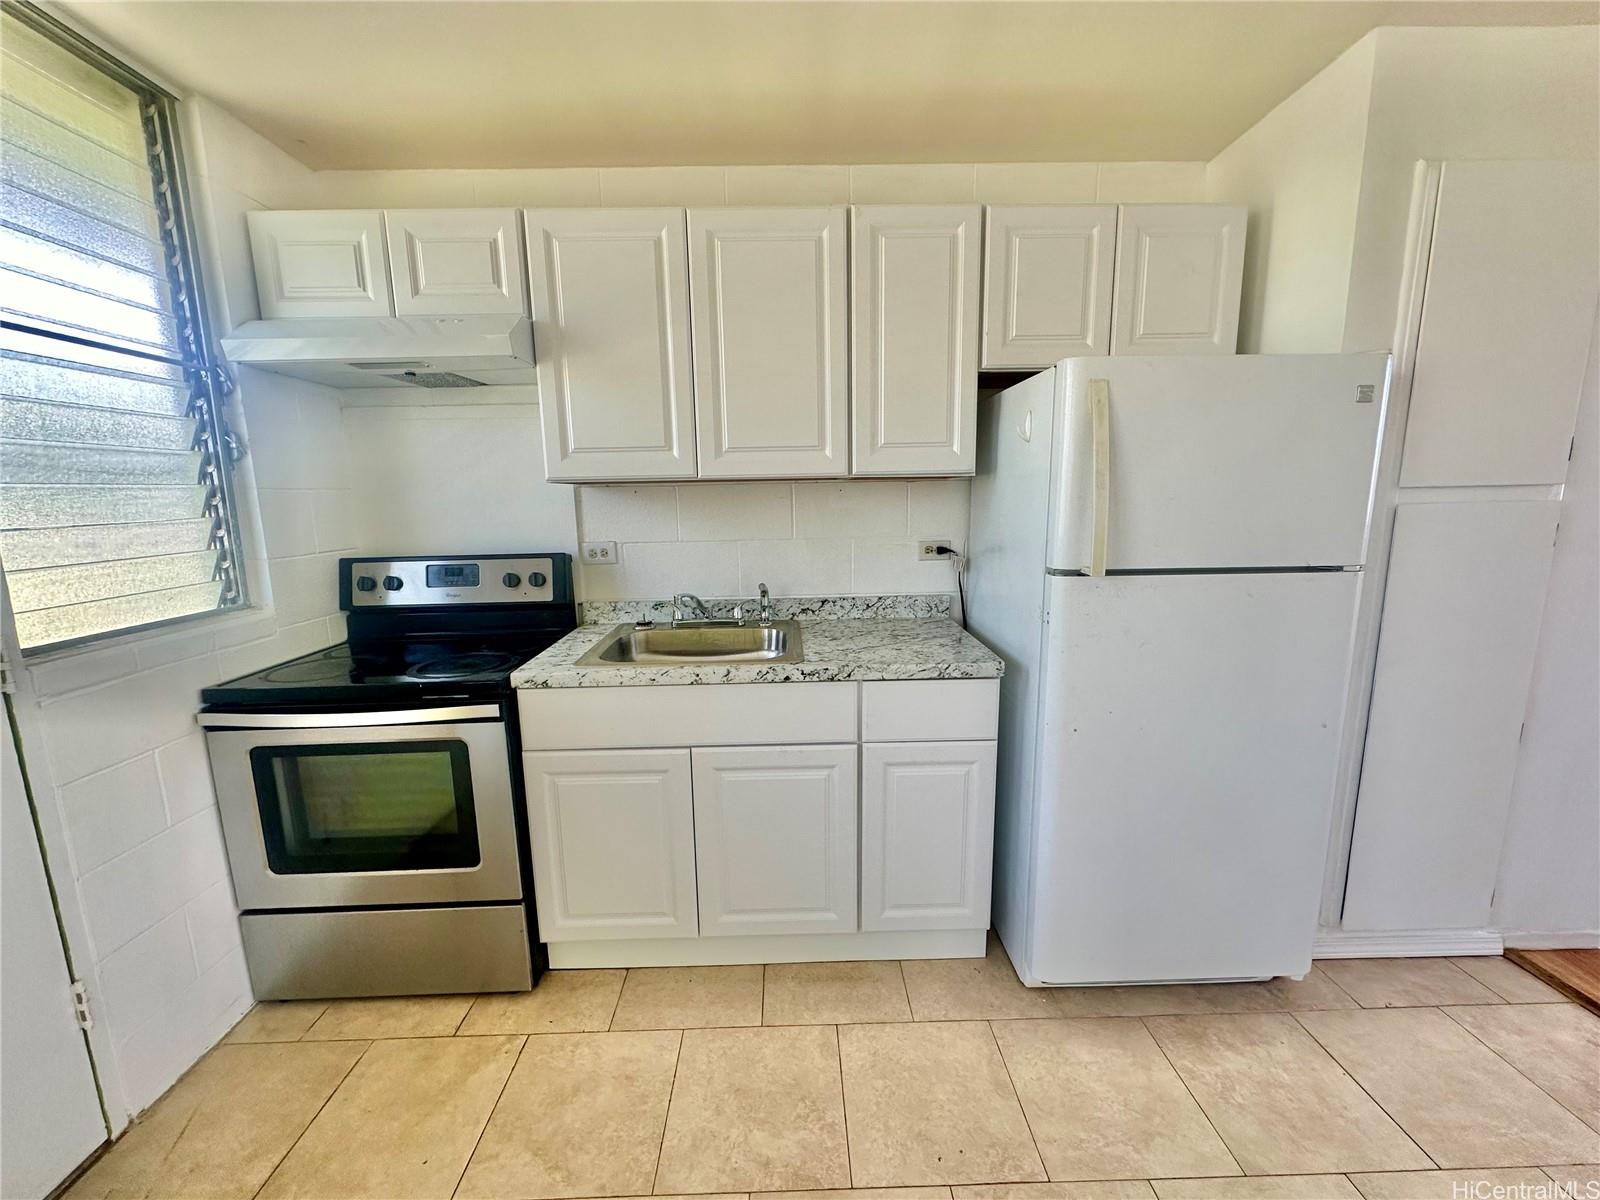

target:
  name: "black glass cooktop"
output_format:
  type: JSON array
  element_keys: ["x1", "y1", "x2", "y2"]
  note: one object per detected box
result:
[{"x1": 201, "y1": 634, "x2": 566, "y2": 707}]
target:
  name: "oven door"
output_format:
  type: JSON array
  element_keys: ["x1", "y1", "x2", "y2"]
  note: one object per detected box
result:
[{"x1": 200, "y1": 705, "x2": 521, "y2": 910}]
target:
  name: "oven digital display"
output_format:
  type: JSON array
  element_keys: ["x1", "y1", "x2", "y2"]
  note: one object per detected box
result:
[{"x1": 425, "y1": 563, "x2": 480, "y2": 588}]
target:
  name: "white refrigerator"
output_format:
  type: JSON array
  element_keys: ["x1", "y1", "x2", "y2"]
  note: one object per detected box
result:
[{"x1": 968, "y1": 355, "x2": 1389, "y2": 985}]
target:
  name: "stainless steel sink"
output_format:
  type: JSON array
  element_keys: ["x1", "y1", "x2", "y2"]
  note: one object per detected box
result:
[{"x1": 576, "y1": 620, "x2": 802, "y2": 666}]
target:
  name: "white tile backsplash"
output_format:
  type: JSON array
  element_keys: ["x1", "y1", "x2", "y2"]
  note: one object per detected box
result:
[
  {"x1": 794, "y1": 480, "x2": 909, "y2": 538},
  {"x1": 976, "y1": 162, "x2": 1100, "y2": 204},
  {"x1": 573, "y1": 479, "x2": 963, "y2": 600},
  {"x1": 1095, "y1": 161, "x2": 1208, "y2": 203},
  {"x1": 256, "y1": 488, "x2": 319, "y2": 559},
  {"x1": 600, "y1": 165, "x2": 728, "y2": 206},
  {"x1": 78, "y1": 808, "x2": 231, "y2": 960},
  {"x1": 678, "y1": 482, "x2": 794, "y2": 541},
  {"x1": 156, "y1": 732, "x2": 218, "y2": 825},
  {"x1": 849, "y1": 163, "x2": 978, "y2": 204},
  {"x1": 725, "y1": 165, "x2": 851, "y2": 205},
  {"x1": 185, "y1": 878, "x2": 245, "y2": 972}
]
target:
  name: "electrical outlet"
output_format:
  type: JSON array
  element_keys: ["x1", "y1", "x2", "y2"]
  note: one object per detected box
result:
[
  {"x1": 918, "y1": 539, "x2": 953, "y2": 561},
  {"x1": 581, "y1": 541, "x2": 617, "y2": 565}
]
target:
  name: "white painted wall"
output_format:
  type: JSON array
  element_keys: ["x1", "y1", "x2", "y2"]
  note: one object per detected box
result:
[
  {"x1": 9, "y1": 97, "x2": 341, "y2": 1125},
  {"x1": 1204, "y1": 36, "x2": 1376, "y2": 353},
  {"x1": 1494, "y1": 325, "x2": 1600, "y2": 945}
]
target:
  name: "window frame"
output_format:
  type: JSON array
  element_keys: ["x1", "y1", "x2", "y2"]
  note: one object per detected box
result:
[{"x1": 3, "y1": 0, "x2": 248, "y2": 657}]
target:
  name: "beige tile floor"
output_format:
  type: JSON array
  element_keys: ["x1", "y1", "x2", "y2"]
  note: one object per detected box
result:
[{"x1": 66, "y1": 942, "x2": 1599, "y2": 1200}]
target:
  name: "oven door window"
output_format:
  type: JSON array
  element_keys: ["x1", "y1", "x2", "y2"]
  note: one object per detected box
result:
[{"x1": 249, "y1": 741, "x2": 479, "y2": 874}]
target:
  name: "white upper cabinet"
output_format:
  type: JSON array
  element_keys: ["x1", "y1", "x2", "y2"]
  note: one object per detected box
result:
[
  {"x1": 1111, "y1": 204, "x2": 1245, "y2": 355},
  {"x1": 1401, "y1": 161, "x2": 1599, "y2": 488},
  {"x1": 385, "y1": 209, "x2": 526, "y2": 316},
  {"x1": 691, "y1": 744, "x2": 858, "y2": 936},
  {"x1": 526, "y1": 208, "x2": 698, "y2": 481},
  {"x1": 246, "y1": 210, "x2": 393, "y2": 319},
  {"x1": 688, "y1": 208, "x2": 849, "y2": 478},
  {"x1": 981, "y1": 206, "x2": 1117, "y2": 369},
  {"x1": 851, "y1": 205, "x2": 983, "y2": 476}
]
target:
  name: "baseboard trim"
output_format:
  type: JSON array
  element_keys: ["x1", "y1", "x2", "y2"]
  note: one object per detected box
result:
[
  {"x1": 1500, "y1": 930, "x2": 1600, "y2": 950},
  {"x1": 547, "y1": 927, "x2": 986, "y2": 969},
  {"x1": 1312, "y1": 927, "x2": 1503, "y2": 958}
]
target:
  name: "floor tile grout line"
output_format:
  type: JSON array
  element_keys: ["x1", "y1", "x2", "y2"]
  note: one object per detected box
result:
[
  {"x1": 649, "y1": 1028, "x2": 685, "y2": 1195},
  {"x1": 1136, "y1": 1014, "x2": 1246, "y2": 1179},
  {"x1": 1436, "y1": 1004, "x2": 1600, "y2": 1134},
  {"x1": 984, "y1": 1018, "x2": 1049, "y2": 1181},
  {"x1": 1307, "y1": 963, "x2": 1361, "y2": 1010},
  {"x1": 833, "y1": 1022, "x2": 853, "y2": 1188},
  {"x1": 450, "y1": 996, "x2": 475, "y2": 1036},
  {"x1": 247, "y1": 1037, "x2": 372, "y2": 1200},
  {"x1": 896, "y1": 958, "x2": 914, "y2": 1020},
  {"x1": 1287, "y1": 1009, "x2": 1440, "y2": 1170},
  {"x1": 448, "y1": 1033, "x2": 528, "y2": 1199},
  {"x1": 607, "y1": 969, "x2": 628, "y2": 1032}
]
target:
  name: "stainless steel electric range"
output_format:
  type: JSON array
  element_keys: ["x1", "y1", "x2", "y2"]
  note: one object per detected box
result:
[{"x1": 198, "y1": 553, "x2": 575, "y2": 1000}]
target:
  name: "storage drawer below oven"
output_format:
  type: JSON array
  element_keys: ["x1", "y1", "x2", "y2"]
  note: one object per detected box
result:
[{"x1": 240, "y1": 905, "x2": 531, "y2": 999}]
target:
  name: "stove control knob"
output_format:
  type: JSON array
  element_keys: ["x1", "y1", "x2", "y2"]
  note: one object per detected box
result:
[
  {"x1": 382, "y1": 575, "x2": 404, "y2": 592},
  {"x1": 502, "y1": 572, "x2": 522, "y2": 588},
  {"x1": 529, "y1": 571, "x2": 548, "y2": 588},
  {"x1": 355, "y1": 575, "x2": 378, "y2": 593}
]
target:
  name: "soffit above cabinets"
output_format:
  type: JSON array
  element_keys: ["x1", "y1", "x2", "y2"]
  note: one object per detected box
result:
[{"x1": 58, "y1": 1, "x2": 1598, "y2": 169}]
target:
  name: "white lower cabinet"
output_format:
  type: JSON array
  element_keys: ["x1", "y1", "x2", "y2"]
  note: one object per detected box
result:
[
  {"x1": 861, "y1": 741, "x2": 997, "y2": 931},
  {"x1": 523, "y1": 749, "x2": 698, "y2": 941},
  {"x1": 692, "y1": 745, "x2": 858, "y2": 935}
]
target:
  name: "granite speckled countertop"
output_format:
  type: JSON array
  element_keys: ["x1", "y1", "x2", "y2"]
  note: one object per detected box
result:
[{"x1": 512, "y1": 595, "x2": 1003, "y2": 689}]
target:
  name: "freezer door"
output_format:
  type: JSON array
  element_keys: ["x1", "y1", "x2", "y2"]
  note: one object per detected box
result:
[
  {"x1": 1029, "y1": 571, "x2": 1360, "y2": 984},
  {"x1": 1048, "y1": 355, "x2": 1388, "y2": 572}
]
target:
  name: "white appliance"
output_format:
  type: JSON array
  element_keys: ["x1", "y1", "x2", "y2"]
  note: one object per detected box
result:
[
  {"x1": 219, "y1": 314, "x2": 536, "y2": 388},
  {"x1": 968, "y1": 354, "x2": 1389, "y2": 985}
]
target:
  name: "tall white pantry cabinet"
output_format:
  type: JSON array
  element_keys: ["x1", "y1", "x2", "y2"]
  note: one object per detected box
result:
[{"x1": 1340, "y1": 161, "x2": 1598, "y2": 937}]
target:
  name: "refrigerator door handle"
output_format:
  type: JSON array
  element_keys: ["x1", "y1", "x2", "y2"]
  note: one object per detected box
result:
[{"x1": 1089, "y1": 378, "x2": 1111, "y2": 577}]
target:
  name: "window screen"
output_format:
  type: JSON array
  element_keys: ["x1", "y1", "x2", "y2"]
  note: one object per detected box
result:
[{"x1": 0, "y1": 3, "x2": 244, "y2": 651}]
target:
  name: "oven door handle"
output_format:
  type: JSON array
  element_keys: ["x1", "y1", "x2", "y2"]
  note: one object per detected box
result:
[{"x1": 197, "y1": 704, "x2": 503, "y2": 729}]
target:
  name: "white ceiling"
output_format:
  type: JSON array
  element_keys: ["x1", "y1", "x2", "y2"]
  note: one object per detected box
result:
[{"x1": 58, "y1": 1, "x2": 1599, "y2": 170}]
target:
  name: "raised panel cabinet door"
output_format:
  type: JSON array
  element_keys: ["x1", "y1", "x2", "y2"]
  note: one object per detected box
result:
[
  {"x1": 982, "y1": 205, "x2": 1117, "y2": 368},
  {"x1": 860, "y1": 741, "x2": 996, "y2": 932},
  {"x1": 1111, "y1": 205, "x2": 1245, "y2": 355},
  {"x1": 691, "y1": 744, "x2": 857, "y2": 936},
  {"x1": 1341, "y1": 498, "x2": 1561, "y2": 932},
  {"x1": 526, "y1": 208, "x2": 697, "y2": 481},
  {"x1": 688, "y1": 207, "x2": 848, "y2": 477},
  {"x1": 246, "y1": 210, "x2": 392, "y2": 319},
  {"x1": 523, "y1": 749, "x2": 697, "y2": 941},
  {"x1": 851, "y1": 205, "x2": 982, "y2": 475},
  {"x1": 1401, "y1": 161, "x2": 1599, "y2": 487},
  {"x1": 386, "y1": 209, "x2": 526, "y2": 316}
]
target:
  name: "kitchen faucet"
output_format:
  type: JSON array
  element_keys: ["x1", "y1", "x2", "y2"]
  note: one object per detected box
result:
[
  {"x1": 733, "y1": 582, "x2": 773, "y2": 626},
  {"x1": 671, "y1": 593, "x2": 711, "y2": 623}
]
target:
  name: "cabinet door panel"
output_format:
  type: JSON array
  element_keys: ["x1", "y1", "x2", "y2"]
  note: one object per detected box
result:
[
  {"x1": 387, "y1": 209, "x2": 526, "y2": 315},
  {"x1": 524, "y1": 749, "x2": 696, "y2": 941},
  {"x1": 861, "y1": 741, "x2": 995, "y2": 932},
  {"x1": 691, "y1": 745, "x2": 857, "y2": 935},
  {"x1": 1401, "y1": 161, "x2": 1599, "y2": 487},
  {"x1": 1111, "y1": 205, "x2": 1244, "y2": 355},
  {"x1": 982, "y1": 206, "x2": 1116, "y2": 368},
  {"x1": 247, "y1": 210, "x2": 392, "y2": 319},
  {"x1": 852, "y1": 205, "x2": 981, "y2": 475},
  {"x1": 690, "y1": 208, "x2": 848, "y2": 477},
  {"x1": 527, "y1": 209, "x2": 697, "y2": 481},
  {"x1": 1342, "y1": 499, "x2": 1560, "y2": 931}
]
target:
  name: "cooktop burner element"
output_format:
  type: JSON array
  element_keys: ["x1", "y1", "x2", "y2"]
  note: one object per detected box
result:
[{"x1": 200, "y1": 554, "x2": 576, "y2": 709}]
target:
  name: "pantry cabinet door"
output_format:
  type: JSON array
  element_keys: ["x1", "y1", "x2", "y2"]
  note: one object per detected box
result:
[
  {"x1": 247, "y1": 210, "x2": 392, "y2": 319},
  {"x1": 1341, "y1": 499, "x2": 1560, "y2": 932},
  {"x1": 851, "y1": 205, "x2": 982, "y2": 475},
  {"x1": 691, "y1": 745, "x2": 857, "y2": 935},
  {"x1": 982, "y1": 206, "x2": 1116, "y2": 368},
  {"x1": 526, "y1": 209, "x2": 697, "y2": 481},
  {"x1": 1400, "y1": 161, "x2": 1599, "y2": 487},
  {"x1": 523, "y1": 749, "x2": 697, "y2": 941},
  {"x1": 1111, "y1": 205, "x2": 1245, "y2": 355},
  {"x1": 861, "y1": 741, "x2": 996, "y2": 932},
  {"x1": 688, "y1": 207, "x2": 848, "y2": 478},
  {"x1": 386, "y1": 209, "x2": 526, "y2": 316}
]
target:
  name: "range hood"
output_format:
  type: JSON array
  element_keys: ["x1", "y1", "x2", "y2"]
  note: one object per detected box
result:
[{"x1": 219, "y1": 315, "x2": 536, "y2": 389}]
